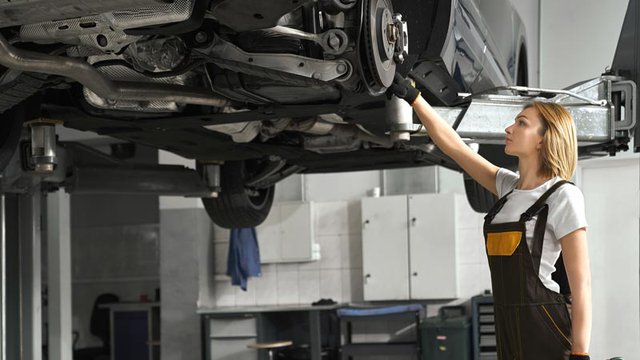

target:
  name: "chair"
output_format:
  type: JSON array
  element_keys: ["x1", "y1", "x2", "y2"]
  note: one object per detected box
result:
[
  {"x1": 337, "y1": 304, "x2": 423, "y2": 360},
  {"x1": 247, "y1": 340, "x2": 293, "y2": 360},
  {"x1": 73, "y1": 293, "x2": 119, "y2": 360}
]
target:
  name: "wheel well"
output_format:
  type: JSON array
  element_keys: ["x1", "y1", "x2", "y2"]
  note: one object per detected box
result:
[{"x1": 517, "y1": 43, "x2": 528, "y2": 86}]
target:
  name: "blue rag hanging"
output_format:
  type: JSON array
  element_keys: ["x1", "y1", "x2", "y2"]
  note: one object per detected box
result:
[{"x1": 226, "y1": 227, "x2": 261, "y2": 291}]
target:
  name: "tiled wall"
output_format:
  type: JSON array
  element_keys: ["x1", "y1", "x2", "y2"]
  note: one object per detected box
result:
[
  {"x1": 69, "y1": 146, "x2": 160, "y2": 349},
  {"x1": 70, "y1": 217, "x2": 160, "y2": 349},
  {"x1": 210, "y1": 195, "x2": 491, "y2": 308},
  {"x1": 211, "y1": 200, "x2": 364, "y2": 307}
]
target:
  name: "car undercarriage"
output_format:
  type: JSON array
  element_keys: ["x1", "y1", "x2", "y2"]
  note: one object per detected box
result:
[{"x1": 0, "y1": 0, "x2": 636, "y2": 228}]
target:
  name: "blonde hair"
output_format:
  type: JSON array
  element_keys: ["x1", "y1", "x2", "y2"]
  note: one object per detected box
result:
[{"x1": 523, "y1": 101, "x2": 578, "y2": 180}]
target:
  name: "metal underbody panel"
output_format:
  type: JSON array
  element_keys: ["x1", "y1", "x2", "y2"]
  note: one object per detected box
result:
[{"x1": 0, "y1": 0, "x2": 166, "y2": 28}]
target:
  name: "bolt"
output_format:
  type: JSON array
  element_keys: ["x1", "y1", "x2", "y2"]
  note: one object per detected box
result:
[
  {"x1": 336, "y1": 63, "x2": 347, "y2": 74},
  {"x1": 195, "y1": 31, "x2": 208, "y2": 44},
  {"x1": 96, "y1": 34, "x2": 108, "y2": 47},
  {"x1": 312, "y1": 72, "x2": 321, "y2": 79},
  {"x1": 328, "y1": 33, "x2": 341, "y2": 49}
]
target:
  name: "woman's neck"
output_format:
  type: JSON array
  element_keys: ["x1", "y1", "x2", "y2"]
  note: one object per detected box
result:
[{"x1": 516, "y1": 156, "x2": 552, "y2": 190}]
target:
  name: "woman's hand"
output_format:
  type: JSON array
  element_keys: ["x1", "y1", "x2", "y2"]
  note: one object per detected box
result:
[{"x1": 386, "y1": 73, "x2": 421, "y2": 105}]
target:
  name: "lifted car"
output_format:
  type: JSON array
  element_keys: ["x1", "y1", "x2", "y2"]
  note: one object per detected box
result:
[{"x1": 0, "y1": 0, "x2": 634, "y2": 228}]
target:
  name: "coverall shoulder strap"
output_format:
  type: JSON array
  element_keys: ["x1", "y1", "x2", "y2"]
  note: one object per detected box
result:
[
  {"x1": 519, "y1": 180, "x2": 573, "y2": 222},
  {"x1": 484, "y1": 188, "x2": 515, "y2": 223}
]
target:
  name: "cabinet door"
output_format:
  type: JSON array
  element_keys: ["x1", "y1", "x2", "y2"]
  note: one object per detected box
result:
[
  {"x1": 280, "y1": 202, "x2": 313, "y2": 261},
  {"x1": 256, "y1": 202, "x2": 315, "y2": 263},
  {"x1": 256, "y1": 205, "x2": 281, "y2": 263},
  {"x1": 408, "y1": 193, "x2": 458, "y2": 299},
  {"x1": 361, "y1": 196, "x2": 409, "y2": 300}
]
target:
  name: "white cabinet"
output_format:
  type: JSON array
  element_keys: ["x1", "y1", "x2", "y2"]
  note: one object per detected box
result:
[
  {"x1": 361, "y1": 193, "x2": 464, "y2": 300},
  {"x1": 361, "y1": 195, "x2": 410, "y2": 300},
  {"x1": 256, "y1": 202, "x2": 320, "y2": 263}
]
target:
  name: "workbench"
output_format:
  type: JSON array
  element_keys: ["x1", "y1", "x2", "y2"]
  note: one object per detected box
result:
[{"x1": 199, "y1": 303, "x2": 345, "y2": 360}]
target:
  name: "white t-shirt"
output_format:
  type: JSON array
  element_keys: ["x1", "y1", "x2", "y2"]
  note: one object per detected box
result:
[{"x1": 492, "y1": 168, "x2": 588, "y2": 293}]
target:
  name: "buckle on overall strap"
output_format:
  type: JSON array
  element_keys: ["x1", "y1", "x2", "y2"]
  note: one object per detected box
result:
[
  {"x1": 520, "y1": 205, "x2": 547, "y2": 222},
  {"x1": 484, "y1": 189, "x2": 515, "y2": 223},
  {"x1": 519, "y1": 180, "x2": 572, "y2": 221}
]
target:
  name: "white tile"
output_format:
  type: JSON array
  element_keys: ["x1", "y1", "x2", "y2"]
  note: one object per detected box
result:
[
  {"x1": 260, "y1": 264, "x2": 277, "y2": 273},
  {"x1": 298, "y1": 270, "x2": 321, "y2": 305},
  {"x1": 254, "y1": 272, "x2": 278, "y2": 305},
  {"x1": 341, "y1": 269, "x2": 352, "y2": 302},
  {"x1": 276, "y1": 263, "x2": 299, "y2": 272},
  {"x1": 305, "y1": 171, "x2": 380, "y2": 202},
  {"x1": 235, "y1": 279, "x2": 257, "y2": 306},
  {"x1": 297, "y1": 257, "x2": 320, "y2": 271},
  {"x1": 457, "y1": 264, "x2": 492, "y2": 299},
  {"x1": 348, "y1": 233, "x2": 362, "y2": 269},
  {"x1": 457, "y1": 228, "x2": 485, "y2": 265},
  {"x1": 314, "y1": 202, "x2": 349, "y2": 236},
  {"x1": 350, "y1": 268, "x2": 364, "y2": 302},
  {"x1": 277, "y1": 270, "x2": 300, "y2": 305},
  {"x1": 214, "y1": 242, "x2": 229, "y2": 274},
  {"x1": 213, "y1": 224, "x2": 230, "y2": 242},
  {"x1": 215, "y1": 282, "x2": 236, "y2": 307},
  {"x1": 456, "y1": 196, "x2": 483, "y2": 229},
  {"x1": 318, "y1": 235, "x2": 343, "y2": 270},
  {"x1": 319, "y1": 269, "x2": 342, "y2": 302},
  {"x1": 346, "y1": 201, "x2": 363, "y2": 235}
]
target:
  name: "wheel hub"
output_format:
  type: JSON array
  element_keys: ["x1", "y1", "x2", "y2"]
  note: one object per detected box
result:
[{"x1": 359, "y1": 0, "x2": 407, "y2": 95}]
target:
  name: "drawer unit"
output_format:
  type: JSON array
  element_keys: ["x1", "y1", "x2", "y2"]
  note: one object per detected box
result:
[{"x1": 206, "y1": 315, "x2": 258, "y2": 360}]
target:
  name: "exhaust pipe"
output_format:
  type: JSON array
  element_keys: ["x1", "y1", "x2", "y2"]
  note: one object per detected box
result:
[
  {"x1": 288, "y1": 118, "x2": 393, "y2": 147},
  {"x1": 0, "y1": 34, "x2": 229, "y2": 107}
]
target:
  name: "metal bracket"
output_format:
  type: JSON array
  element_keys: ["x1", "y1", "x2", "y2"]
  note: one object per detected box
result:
[
  {"x1": 267, "y1": 26, "x2": 349, "y2": 55},
  {"x1": 202, "y1": 36, "x2": 352, "y2": 82},
  {"x1": 405, "y1": 76, "x2": 637, "y2": 157}
]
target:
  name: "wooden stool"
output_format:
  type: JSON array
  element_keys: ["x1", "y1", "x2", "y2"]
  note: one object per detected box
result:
[{"x1": 247, "y1": 340, "x2": 293, "y2": 360}]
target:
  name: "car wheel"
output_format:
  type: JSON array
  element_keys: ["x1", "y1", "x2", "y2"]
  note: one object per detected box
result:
[
  {"x1": 0, "y1": 104, "x2": 26, "y2": 175},
  {"x1": 464, "y1": 174, "x2": 498, "y2": 213},
  {"x1": 201, "y1": 160, "x2": 275, "y2": 229}
]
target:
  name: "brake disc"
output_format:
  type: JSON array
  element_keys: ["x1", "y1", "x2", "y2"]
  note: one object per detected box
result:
[{"x1": 360, "y1": 0, "x2": 397, "y2": 95}]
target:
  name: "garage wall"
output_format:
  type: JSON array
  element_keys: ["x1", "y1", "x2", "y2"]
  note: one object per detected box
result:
[
  {"x1": 576, "y1": 157, "x2": 640, "y2": 359},
  {"x1": 69, "y1": 146, "x2": 160, "y2": 349},
  {"x1": 540, "y1": 0, "x2": 628, "y2": 89},
  {"x1": 205, "y1": 169, "x2": 490, "y2": 308}
]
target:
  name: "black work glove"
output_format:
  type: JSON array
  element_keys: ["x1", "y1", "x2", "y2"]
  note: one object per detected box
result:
[
  {"x1": 386, "y1": 73, "x2": 420, "y2": 105},
  {"x1": 569, "y1": 354, "x2": 590, "y2": 360}
]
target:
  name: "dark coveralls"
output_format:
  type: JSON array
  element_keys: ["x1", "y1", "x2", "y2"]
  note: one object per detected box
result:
[{"x1": 483, "y1": 180, "x2": 574, "y2": 359}]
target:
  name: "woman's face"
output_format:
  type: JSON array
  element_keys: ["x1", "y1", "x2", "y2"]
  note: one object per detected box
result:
[{"x1": 504, "y1": 107, "x2": 545, "y2": 157}]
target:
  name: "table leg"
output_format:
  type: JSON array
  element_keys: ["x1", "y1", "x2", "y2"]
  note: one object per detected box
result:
[{"x1": 309, "y1": 311, "x2": 321, "y2": 360}]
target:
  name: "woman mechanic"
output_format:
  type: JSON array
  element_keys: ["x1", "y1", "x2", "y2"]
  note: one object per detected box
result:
[{"x1": 388, "y1": 74, "x2": 592, "y2": 360}]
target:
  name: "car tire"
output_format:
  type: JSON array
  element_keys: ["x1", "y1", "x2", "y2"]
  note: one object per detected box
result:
[
  {"x1": 201, "y1": 160, "x2": 275, "y2": 229},
  {"x1": 0, "y1": 104, "x2": 26, "y2": 175},
  {"x1": 464, "y1": 174, "x2": 498, "y2": 213}
]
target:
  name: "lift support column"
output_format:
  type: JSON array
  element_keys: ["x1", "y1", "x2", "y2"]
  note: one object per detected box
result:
[
  {"x1": 46, "y1": 190, "x2": 72, "y2": 360},
  {"x1": 4, "y1": 190, "x2": 43, "y2": 360}
]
